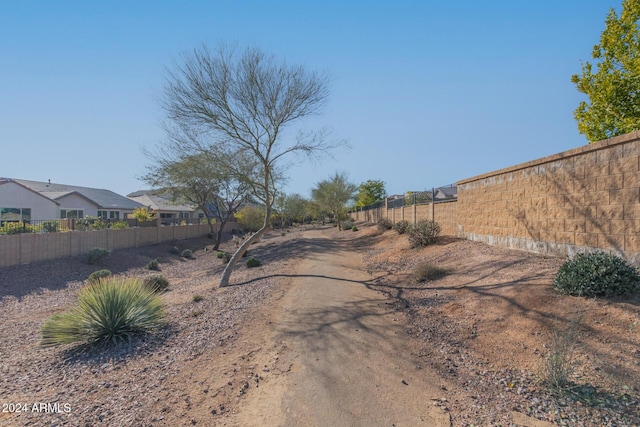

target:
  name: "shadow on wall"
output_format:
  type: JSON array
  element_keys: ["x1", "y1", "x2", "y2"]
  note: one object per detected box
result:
[{"x1": 458, "y1": 131, "x2": 640, "y2": 264}]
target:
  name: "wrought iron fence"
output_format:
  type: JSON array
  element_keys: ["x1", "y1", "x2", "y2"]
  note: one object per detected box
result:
[
  {"x1": 0, "y1": 216, "x2": 208, "y2": 235},
  {"x1": 355, "y1": 184, "x2": 457, "y2": 212}
]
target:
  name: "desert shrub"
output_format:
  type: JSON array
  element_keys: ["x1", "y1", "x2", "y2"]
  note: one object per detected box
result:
[
  {"x1": 540, "y1": 307, "x2": 588, "y2": 394},
  {"x1": 87, "y1": 247, "x2": 111, "y2": 265},
  {"x1": 142, "y1": 275, "x2": 170, "y2": 293},
  {"x1": 75, "y1": 216, "x2": 107, "y2": 231},
  {"x1": 170, "y1": 246, "x2": 180, "y2": 255},
  {"x1": 216, "y1": 251, "x2": 230, "y2": 263},
  {"x1": 235, "y1": 205, "x2": 266, "y2": 233},
  {"x1": 132, "y1": 207, "x2": 156, "y2": 222},
  {"x1": 181, "y1": 249, "x2": 194, "y2": 259},
  {"x1": 40, "y1": 277, "x2": 165, "y2": 348},
  {"x1": 553, "y1": 252, "x2": 640, "y2": 297},
  {"x1": 394, "y1": 220, "x2": 410, "y2": 235},
  {"x1": 192, "y1": 294, "x2": 204, "y2": 303},
  {"x1": 109, "y1": 221, "x2": 129, "y2": 230},
  {"x1": 246, "y1": 257, "x2": 262, "y2": 268},
  {"x1": 0, "y1": 221, "x2": 37, "y2": 235},
  {"x1": 413, "y1": 262, "x2": 448, "y2": 282},
  {"x1": 351, "y1": 225, "x2": 358, "y2": 232},
  {"x1": 377, "y1": 218, "x2": 393, "y2": 231},
  {"x1": 407, "y1": 220, "x2": 441, "y2": 248},
  {"x1": 41, "y1": 221, "x2": 60, "y2": 233},
  {"x1": 340, "y1": 220, "x2": 354, "y2": 230},
  {"x1": 88, "y1": 269, "x2": 112, "y2": 283},
  {"x1": 543, "y1": 320, "x2": 580, "y2": 393},
  {"x1": 147, "y1": 258, "x2": 160, "y2": 271},
  {"x1": 0, "y1": 222, "x2": 21, "y2": 235}
]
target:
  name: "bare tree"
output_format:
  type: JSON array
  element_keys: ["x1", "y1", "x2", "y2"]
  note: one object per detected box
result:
[{"x1": 161, "y1": 43, "x2": 335, "y2": 287}]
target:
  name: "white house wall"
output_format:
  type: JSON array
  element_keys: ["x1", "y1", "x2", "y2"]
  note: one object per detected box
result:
[
  {"x1": 55, "y1": 193, "x2": 100, "y2": 217},
  {"x1": 0, "y1": 182, "x2": 59, "y2": 221}
]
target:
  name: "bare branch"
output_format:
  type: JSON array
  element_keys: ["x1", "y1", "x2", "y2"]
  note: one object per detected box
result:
[{"x1": 157, "y1": 42, "x2": 335, "y2": 286}]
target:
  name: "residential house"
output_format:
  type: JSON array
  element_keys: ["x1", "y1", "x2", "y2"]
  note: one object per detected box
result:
[
  {"x1": 0, "y1": 178, "x2": 59, "y2": 223},
  {"x1": 0, "y1": 178, "x2": 144, "y2": 222},
  {"x1": 434, "y1": 185, "x2": 457, "y2": 201},
  {"x1": 127, "y1": 190, "x2": 201, "y2": 225}
]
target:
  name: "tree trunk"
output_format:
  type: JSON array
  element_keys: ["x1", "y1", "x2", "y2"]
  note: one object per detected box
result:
[
  {"x1": 213, "y1": 211, "x2": 234, "y2": 251},
  {"x1": 218, "y1": 207, "x2": 271, "y2": 287},
  {"x1": 206, "y1": 216, "x2": 216, "y2": 238},
  {"x1": 213, "y1": 224, "x2": 224, "y2": 251}
]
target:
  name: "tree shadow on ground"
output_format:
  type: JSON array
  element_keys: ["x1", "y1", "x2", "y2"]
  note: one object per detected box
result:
[
  {"x1": 0, "y1": 235, "x2": 224, "y2": 300},
  {"x1": 51, "y1": 322, "x2": 178, "y2": 366}
]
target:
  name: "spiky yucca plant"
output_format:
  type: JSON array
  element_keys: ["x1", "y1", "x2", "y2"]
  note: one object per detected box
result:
[{"x1": 41, "y1": 278, "x2": 166, "y2": 348}]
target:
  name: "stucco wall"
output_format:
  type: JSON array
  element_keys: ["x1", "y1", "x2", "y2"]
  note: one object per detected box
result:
[{"x1": 0, "y1": 182, "x2": 59, "y2": 221}]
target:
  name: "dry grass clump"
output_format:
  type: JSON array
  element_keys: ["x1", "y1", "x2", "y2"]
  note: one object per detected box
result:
[{"x1": 413, "y1": 262, "x2": 448, "y2": 282}]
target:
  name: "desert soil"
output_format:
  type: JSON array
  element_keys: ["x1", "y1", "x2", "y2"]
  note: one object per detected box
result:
[{"x1": 0, "y1": 223, "x2": 638, "y2": 427}]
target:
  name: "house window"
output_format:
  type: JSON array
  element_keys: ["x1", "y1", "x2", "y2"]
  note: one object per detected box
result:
[
  {"x1": 60, "y1": 209, "x2": 84, "y2": 219},
  {"x1": 180, "y1": 212, "x2": 190, "y2": 219},
  {"x1": 160, "y1": 213, "x2": 174, "y2": 219},
  {"x1": 97, "y1": 210, "x2": 120, "y2": 220},
  {"x1": 0, "y1": 208, "x2": 31, "y2": 223}
]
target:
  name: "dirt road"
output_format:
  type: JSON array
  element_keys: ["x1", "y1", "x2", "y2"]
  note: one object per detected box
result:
[{"x1": 230, "y1": 229, "x2": 451, "y2": 426}]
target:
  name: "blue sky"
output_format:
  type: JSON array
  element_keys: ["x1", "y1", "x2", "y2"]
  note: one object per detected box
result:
[{"x1": 0, "y1": 1, "x2": 619, "y2": 198}]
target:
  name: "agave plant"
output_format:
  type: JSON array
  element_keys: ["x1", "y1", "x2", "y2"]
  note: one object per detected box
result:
[{"x1": 41, "y1": 278, "x2": 166, "y2": 348}]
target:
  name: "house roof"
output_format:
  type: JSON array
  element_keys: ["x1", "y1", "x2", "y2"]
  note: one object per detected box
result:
[
  {"x1": 127, "y1": 193, "x2": 197, "y2": 212},
  {"x1": 435, "y1": 185, "x2": 457, "y2": 199},
  {"x1": 13, "y1": 179, "x2": 143, "y2": 210},
  {"x1": 0, "y1": 178, "x2": 61, "y2": 206}
]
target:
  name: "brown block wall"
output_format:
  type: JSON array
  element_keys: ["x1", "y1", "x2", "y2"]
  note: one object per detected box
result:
[
  {"x1": 457, "y1": 131, "x2": 640, "y2": 262},
  {"x1": 352, "y1": 201, "x2": 458, "y2": 237},
  {"x1": 0, "y1": 223, "x2": 233, "y2": 267}
]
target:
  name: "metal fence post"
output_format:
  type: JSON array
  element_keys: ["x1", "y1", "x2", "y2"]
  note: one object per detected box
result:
[{"x1": 431, "y1": 186, "x2": 435, "y2": 221}]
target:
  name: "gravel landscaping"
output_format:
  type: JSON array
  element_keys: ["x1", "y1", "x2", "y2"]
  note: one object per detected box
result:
[{"x1": 1, "y1": 223, "x2": 639, "y2": 426}]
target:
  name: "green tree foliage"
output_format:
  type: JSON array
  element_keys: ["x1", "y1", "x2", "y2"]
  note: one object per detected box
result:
[
  {"x1": 235, "y1": 204, "x2": 267, "y2": 233},
  {"x1": 311, "y1": 172, "x2": 358, "y2": 230},
  {"x1": 354, "y1": 179, "x2": 386, "y2": 208},
  {"x1": 275, "y1": 193, "x2": 310, "y2": 225},
  {"x1": 143, "y1": 149, "x2": 250, "y2": 250},
  {"x1": 572, "y1": 0, "x2": 640, "y2": 142},
  {"x1": 132, "y1": 207, "x2": 156, "y2": 223},
  {"x1": 304, "y1": 200, "x2": 326, "y2": 223}
]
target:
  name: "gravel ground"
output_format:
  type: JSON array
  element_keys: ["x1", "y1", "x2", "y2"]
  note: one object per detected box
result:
[
  {"x1": 1, "y1": 223, "x2": 639, "y2": 426},
  {"x1": 359, "y1": 225, "x2": 640, "y2": 427},
  {"x1": 0, "y1": 229, "x2": 300, "y2": 427}
]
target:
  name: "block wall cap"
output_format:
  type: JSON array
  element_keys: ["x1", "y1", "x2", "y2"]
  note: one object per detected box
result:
[{"x1": 457, "y1": 131, "x2": 640, "y2": 186}]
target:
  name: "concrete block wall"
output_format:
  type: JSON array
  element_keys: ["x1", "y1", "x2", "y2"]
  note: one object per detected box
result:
[
  {"x1": 457, "y1": 131, "x2": 640, "y2": 262},
  {"x1": 0, "y1": 223, "x2": 232, "y2": 267},
  {"x1": 351, "y1": 201, "x2": 459, "y2": 237}
]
